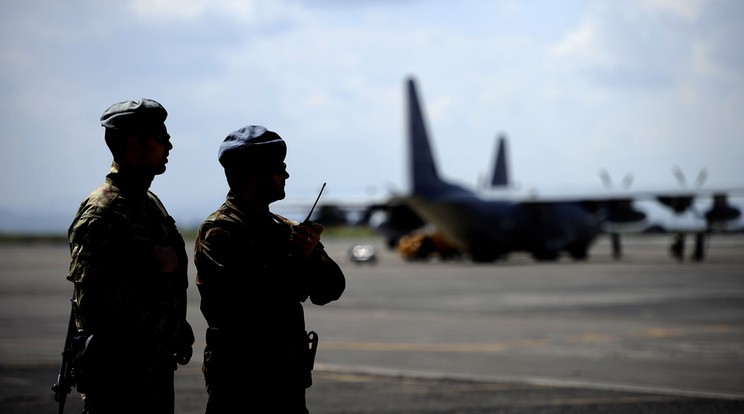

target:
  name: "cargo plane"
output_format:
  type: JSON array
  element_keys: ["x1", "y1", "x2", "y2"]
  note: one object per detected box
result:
[{"x1": 379, "y1": 76, "x2": 742, "y2": 262}]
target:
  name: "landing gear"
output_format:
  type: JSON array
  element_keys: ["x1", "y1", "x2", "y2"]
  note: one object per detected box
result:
[
  {"x1": 531, "y1": 249, "x2": 560, "y2": 262},
  {"x1": 670, "y1": 233, "x2": 685, "y2": 262},
  {"x1": 691, "y1": 231, "x2": 706, "y2": 262},
  {"x1": 610, "y1": 232, "x2": 622, "y2": 260},
  {"x1": 670, "y1": 231, "x2": 707, "y2": 262},
  {"x1": 568, "y1": 248, "x2": 589, "y2": 261},
  {"x1": 565, "y1": 242, "x2": 590, "y2": 261}
]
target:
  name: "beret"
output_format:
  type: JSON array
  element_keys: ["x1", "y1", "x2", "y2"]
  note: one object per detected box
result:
[
  {"x1": 100, "y1": 98, "x2": 167, "y2": 132},
  {"x1": 218, "y1": 125, "x2": 287, "y2": 169}
]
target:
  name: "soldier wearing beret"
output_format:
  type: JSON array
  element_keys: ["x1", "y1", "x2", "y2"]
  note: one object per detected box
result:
[
  {"x1": 194, "y1": 125, "x2": 346, "y2": 413},
  {"x1": 66, "y1": 99, "x2": 194, "y2": 414}
]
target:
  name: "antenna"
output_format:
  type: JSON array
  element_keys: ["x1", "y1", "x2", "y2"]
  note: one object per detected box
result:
[{"x1": 303, "y1": 182, "x2": 326, "y2": 223}]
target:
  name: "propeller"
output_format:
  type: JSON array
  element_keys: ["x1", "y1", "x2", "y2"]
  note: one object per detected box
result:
[
  {"x1": 597, "y1": 169, "x2": 644, "y2": 224},
  {"x1": 672, "y1": 166, "x2": 707, "y2": 189},
  {"x1": 599, "y1": 169, "x2": 612, "y2": 190},
  {"x1": 672, "y1": 166, "x2": 687, "y2": 188},
  {"x1": 598, "y1": 169, "x2": 633, "y2": 190}
]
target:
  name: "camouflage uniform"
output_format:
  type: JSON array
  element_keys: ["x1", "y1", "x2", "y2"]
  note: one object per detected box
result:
[
  {"x1": 195, "y1": 191, "x2": 346, "y2": 413},
  {"x1": 67, "y1": 162, "x2": 194, "y2": 414}
]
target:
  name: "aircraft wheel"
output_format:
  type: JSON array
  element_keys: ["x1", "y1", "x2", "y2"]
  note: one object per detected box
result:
[
  {"x1": 531, "y1": 250, "x2": 560, "y2": 262},
  {"x1": 568, "y1": 249, "x2": 588, "y2": 261},
  {"x1": 470, "y1": 251, "x2": 499, "y2": 263},
  {"x1": 565, "y1": 244, "x2": 589, "y2": 261}
]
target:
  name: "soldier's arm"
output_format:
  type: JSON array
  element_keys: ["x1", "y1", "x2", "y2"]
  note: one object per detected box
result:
[{"x1": 305, "y1": 248, "x2": 346, "y2": 306}]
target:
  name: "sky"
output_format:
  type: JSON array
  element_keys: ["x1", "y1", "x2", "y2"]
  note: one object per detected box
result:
[{"x1": 1, "y1": 0, "x2": 743, "y2": 233}]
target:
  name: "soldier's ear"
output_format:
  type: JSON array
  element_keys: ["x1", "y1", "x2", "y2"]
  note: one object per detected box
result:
[
  {"x1": 118, "y1": 135, "x2": 145, "y2": 166},
  {"x1": 118, "y1": 134, "x2": 135, "y2": 150}
]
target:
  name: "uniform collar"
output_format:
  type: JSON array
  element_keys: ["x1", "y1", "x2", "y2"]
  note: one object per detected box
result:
[{"x1": 106, "y1": 162, "x2": 154, "y2": 195}]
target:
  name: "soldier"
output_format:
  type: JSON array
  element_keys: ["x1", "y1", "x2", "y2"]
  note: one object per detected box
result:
[
  {"x1": 194, "y1": 125, "x2": 346, "y2": 413},
  {"x1": 66, "y1": 99, "x2": 194, "y2": 414}
]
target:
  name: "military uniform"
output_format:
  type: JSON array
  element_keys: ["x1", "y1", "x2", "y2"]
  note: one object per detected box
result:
[
  {"x1": 66, "y1": 99, "x2": 193, "y2": 414},
  {"x1": 195, "y1": 125, "x2": 346, "y2": 413}
]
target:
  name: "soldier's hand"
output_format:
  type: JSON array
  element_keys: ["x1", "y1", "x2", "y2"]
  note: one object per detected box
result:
[
  {"x1": 154, "y1": 245, "x2": 179, "y2": 273},
  {"x1": 290, "y1": 222, "x2": 324, "y2": 258},
  {"x1": 175, "y1": 346, "x2": 193, "y2": 365},
  {"x1": 175, "y1": 322, "x2": 195, "y2": 365}
]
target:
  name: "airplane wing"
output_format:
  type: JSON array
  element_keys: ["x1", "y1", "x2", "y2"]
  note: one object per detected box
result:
[
  {"x1": 478, "y1": 144, "x2": 744, "y2": 232},
  {"x1": 475, "y1": 107, "x2": 744, "y2": 231}
]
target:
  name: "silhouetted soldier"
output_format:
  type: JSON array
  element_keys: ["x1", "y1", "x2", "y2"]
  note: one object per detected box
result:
[
  {"x1": 66, "y1": 99, "x2": 194, "y2": 414},
  {"x1": 194, "y1": 125, "x2": 346, "y2": 413}
]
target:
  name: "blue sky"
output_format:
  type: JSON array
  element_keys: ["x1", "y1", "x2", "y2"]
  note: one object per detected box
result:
[{"x1": 1, "y1": 0, "x2": 743, "y2": 232}]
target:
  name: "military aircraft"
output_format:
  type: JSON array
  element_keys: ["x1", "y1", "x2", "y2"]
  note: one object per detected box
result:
[{"x1": 379, "y1": 76, "x2": 742, "y2": 262}]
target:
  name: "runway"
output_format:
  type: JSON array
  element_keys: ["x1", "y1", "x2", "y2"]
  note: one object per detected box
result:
[{"x1": 1, "y1": 233, "x2": 743, "y2": 413}]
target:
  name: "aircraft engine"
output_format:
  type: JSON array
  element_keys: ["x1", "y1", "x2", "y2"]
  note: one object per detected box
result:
[
  {"x1": 602, "y1": 199, "x2": 646, "y2": 223},
  {"x1": 704, "y1": 193, "x2": 741, "y2": 228},
  {"x1": 656, "y1": 195, "x2": 694, "y2": 214}
]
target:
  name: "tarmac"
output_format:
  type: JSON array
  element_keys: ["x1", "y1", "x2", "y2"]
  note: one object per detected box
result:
[
  {"x1": 4, "y1": 363, "x2": 744, "y2": 413},
  {"x1": 1, "y1": 233, "x2": 744, "y2": 413}
]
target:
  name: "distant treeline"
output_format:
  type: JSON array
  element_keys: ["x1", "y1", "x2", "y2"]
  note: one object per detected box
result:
[
  {"x1": 0, "y1": 224, "x2": 377, "y2": 245},
  {"x1": 0, "y1": 233, "x2": 67, "y2": 245}
]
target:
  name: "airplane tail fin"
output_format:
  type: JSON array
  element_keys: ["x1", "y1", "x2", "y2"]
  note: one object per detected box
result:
[
  {"x1": 407, "y1": 77, "x2": 443, "y2": 196},
  {"x1": 490, "y1": 134, "x2": 509, "y2": 188}
]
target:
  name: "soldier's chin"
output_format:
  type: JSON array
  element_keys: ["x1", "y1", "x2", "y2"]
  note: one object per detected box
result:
[
  {"x1": 155, "y1": 164, "x2": 167, "y2": 175},
  {"x1": 271, "y1": 190, "x2": 286, "y2": 203}
]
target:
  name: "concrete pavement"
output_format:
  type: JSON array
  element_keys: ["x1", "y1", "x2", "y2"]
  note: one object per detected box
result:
[{"x1": 1, "y1": 233, "x2": 743, "y2": 413}]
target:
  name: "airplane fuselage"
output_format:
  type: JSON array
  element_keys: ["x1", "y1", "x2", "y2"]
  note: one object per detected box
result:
[{"x1": 407, "y1": 195, "x2": 600, "y2": 262}]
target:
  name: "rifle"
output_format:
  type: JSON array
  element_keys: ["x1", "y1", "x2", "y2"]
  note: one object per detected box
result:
[{"x1": 51, "y1": 298, "x2": 77, "y2": 414}]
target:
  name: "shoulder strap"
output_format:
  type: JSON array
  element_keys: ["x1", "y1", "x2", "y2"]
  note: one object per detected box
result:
[
  {"x1": 270, "y1": 212, "x2": 299, "y2": 229},
  {"x1": 221, "y1": 207, "x2": 248, "y2": 228},
  {"x1": 147, "y1": 191, "x2": 169, "y2": 219}
]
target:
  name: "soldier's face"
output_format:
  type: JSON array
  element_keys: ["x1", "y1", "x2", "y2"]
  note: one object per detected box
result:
[
  {"x1": 138, "y1": 124, "x2": 172, "y2": 175},
  {"x1": 262, "y1": 162, "x2": 289, "y2": 203}
]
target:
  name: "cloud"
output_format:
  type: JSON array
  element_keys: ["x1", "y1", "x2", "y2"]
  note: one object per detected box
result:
[
  {"x1": 1, "y1": 0, "x2": 743, "y2": 232},
  {"x1": 128, "y1": 0, "x2": 286, "y2": 23},
  {"x1": 552, "y1": 1, "x2": 695, "y2": 90}
]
